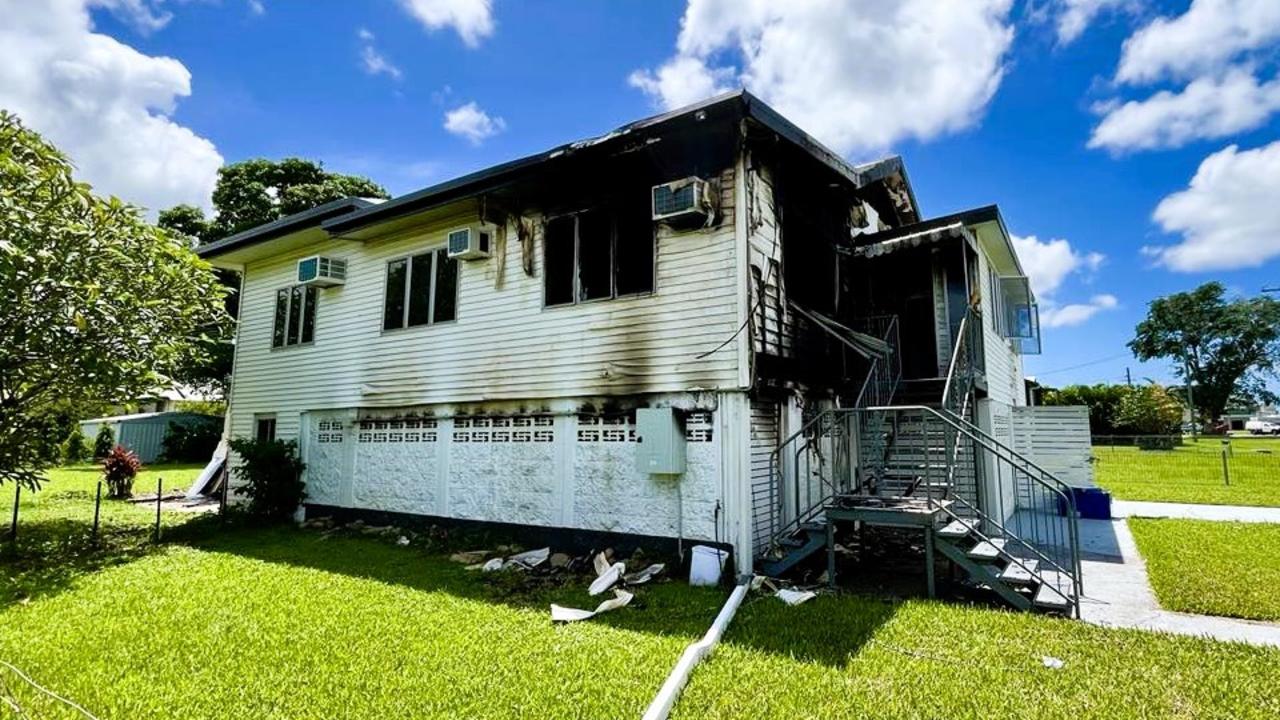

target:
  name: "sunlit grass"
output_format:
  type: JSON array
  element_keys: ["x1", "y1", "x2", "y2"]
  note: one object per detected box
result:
[
  {"x1": 1093, "y1": 437, "x2": 1280, "y2": 506},
  {"x1": 1130, "y1": 518, "x2": 1280, "y2": 622}
]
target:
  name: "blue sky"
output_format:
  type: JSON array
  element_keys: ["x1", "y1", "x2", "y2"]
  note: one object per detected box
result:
[{"x1": 8, "y1": 1, "x2": 1280, "y2": 389}]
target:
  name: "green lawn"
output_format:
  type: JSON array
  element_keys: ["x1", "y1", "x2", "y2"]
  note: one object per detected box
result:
[
  {"x1": 1129, "y1": 518, "x2": 1280, "y2": 622},
  {"x1": 2, "y1": 467, "x2": 1279, "y2": 718},
  {"x1": 1092, "y1": 437, "x2": 1280, "y2": 506},
  {"x1": 0, "y1": 463, "x2": 204, "y2": 605}
]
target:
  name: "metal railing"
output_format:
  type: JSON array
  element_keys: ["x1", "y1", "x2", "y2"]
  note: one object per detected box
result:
[
  {"x1": 853, "y1": 315, "x2": 902, "y2": 409},
  {"x1": 766, "y1": 404, "x2": 1081, "y2": 614}
]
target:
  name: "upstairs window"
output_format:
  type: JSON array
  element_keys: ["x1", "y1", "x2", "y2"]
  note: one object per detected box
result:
[
  {"x1": 384, "y1": 247, "x2": 458, "y2": 331},
  {"x1": 544, "y1": 201, "x2": 655, "y2": 307},
  {"x1": 272, "y1": 285, "x2": 317, "y2": 348}
]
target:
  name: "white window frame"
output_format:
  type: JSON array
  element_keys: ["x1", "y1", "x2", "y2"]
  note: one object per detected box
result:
[
  {"x1": 272, "y1": 284, "x2": 317, "y2": 349},
  {"x1": 382, "y1": 244, "x2": 459, "y2": 333}
]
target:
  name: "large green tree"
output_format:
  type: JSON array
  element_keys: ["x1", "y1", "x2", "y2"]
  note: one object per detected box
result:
[
  {"x1": 0, "y1": 111, "x2": 228, "y2": 489},
  {"x1": 156, "y1": 159, "x2": 389, "y2": 395},
  {"x1": 159, "y1": 158, "x2": 389, "y2": 245},
  {"x1": 1129, "y1": 282, "x2": 1280, "y2": 422}
]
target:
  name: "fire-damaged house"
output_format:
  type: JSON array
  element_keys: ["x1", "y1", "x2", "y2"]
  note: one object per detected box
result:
[{"x1": 200, "y1": 91, "x2": 1092, "y2": 615}]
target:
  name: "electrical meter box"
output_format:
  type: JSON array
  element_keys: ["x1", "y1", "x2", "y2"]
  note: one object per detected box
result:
[{"x1": 635, "y1": 407, "x2": 686, "y2": 475}]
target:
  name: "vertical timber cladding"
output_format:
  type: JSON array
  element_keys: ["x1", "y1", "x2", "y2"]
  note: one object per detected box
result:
[
  {"x1": 304, "y1": 405, "x2": 723, "y2": 541},
  {"x1": 749, "y1": 398, "x2": 781, "y2": 553}
]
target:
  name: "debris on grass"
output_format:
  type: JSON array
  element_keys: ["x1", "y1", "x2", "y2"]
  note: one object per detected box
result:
[
  {"x1": 624, "y1": 563, "x2": 666, "y2": 585},
  {"x1": 589, "y1": 551, "x2": 627, "y2": 596},
  {"x1": 396, "y1": 536, "x2": 410, "y2": 547},
  {"x1": 449, "y1": 550, "x2": 491, "y2": 565},
  {"x1": 1042, "y1": 656, "x2": 1065, "y2": 670},
  {"x1": 775, "y1": 588, "x2": 817, "y2": 606},
  {"x1": 551, "y1": 590, "x2": 634, "y2": 623}
]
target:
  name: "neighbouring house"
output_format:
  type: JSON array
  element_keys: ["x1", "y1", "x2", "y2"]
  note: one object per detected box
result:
[
  {"x1": 200, "y1": 91, "x2": 1092, "y2": 614},
  {"x1": 79, "y1": 411, "x2": 221, "y2": 464}
]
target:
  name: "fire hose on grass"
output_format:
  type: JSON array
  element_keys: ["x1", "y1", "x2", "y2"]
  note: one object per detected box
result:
[{"x1": 641, "y1": 577, "x2": 750, "y2": 720}]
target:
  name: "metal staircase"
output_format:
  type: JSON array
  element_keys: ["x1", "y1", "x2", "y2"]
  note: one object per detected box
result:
[{"x1": 758, "y1": 310, "x2": 1082, "y2": 615}]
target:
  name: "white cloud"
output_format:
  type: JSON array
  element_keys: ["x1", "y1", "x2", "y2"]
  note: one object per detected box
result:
[
  {"x1": 1052, "y1": 0, "x2": 1138, "y2": 45},
  {"x1": 397, "y1": 0, "x2": 493, "y2": 48},
  {"x1": 1011, "y1": 234, "x2": 1112, "y2": 328},
  {"x1": 1011, "y1": 234, "x2": 1105, "y2": 298},
  {"x1": 1040, "y1": 294, "x2": 1119, "y2": 328},
  {"x1": 0, "y1": 0, "x2": 222, "y2": 214},
  {"x1": 443, "y1": 101, "x2": 505, "y2": 145},
  {"x1": 92, "y1": 0, "x2": 171, "y2": 35},
  {"x1": 1089, "y1": 68, "x2": 1280, "y2": 152},
  {"x1": 247, "y1": 0, "x2": 265, "y2": 16},
  {"x1": 628, "y1": 0, "x2": 1014, "y2": 156},
  {"x1": 357, "y1": 29, "x2": 402, "y2": 80},
  {"x1": 1117, "y1": 0, "x2": 1280, "y2": 84},
  {"x1": 1145, "y1": 141, "x2": 1280, "y2": 271}
]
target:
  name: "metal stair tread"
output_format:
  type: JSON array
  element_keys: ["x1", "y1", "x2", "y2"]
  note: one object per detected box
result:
[
  {"x1": 998, "y1": 558, "x2": 1039, "y2": 584},
  {"x1": 936, "y1": 519, "x2": 976, "y2": 539},
  {"x1": 967, "y1": 538, "x2": 1007, "y2": 561},
  {"x1": 1033, "y1": 581, "x2": 1074, "y2": 610}
]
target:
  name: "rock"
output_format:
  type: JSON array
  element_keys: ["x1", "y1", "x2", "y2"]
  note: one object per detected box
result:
[
  {"x1": 449, "y1": 550, "x2": 490, "y2": 564},
  {"x1": 549, "y1": 552, "x2": 572, "y2": 569}
]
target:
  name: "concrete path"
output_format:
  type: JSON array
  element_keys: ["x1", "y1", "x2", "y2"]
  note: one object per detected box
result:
[
  {"x1": 1078, "y1": 516, "x2": 1280, "y2": 648},
  {"x1": 1112, "y1": 500, "x2": 1280, "y2": 524}
]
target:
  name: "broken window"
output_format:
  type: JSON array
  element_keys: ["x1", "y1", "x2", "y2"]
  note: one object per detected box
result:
[
  {"x1": 272, "y1": 285, "x2": 317, "y2": 348},
  {"x1": 384, "y1": 247, "x2": 458, "y2": 331},
  {"x1": 544, "y1": 198, "x2": 655, "y2": 307},
  {"x1": 255, "y1": 415, "x2": 277, "y2": 442}
]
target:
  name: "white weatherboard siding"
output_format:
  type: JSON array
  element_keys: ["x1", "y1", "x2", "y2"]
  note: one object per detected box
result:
[
  {"x1": 976, "y1": 249, "x2": 1025, "y2": 407},
  {"x1": 226, "y1": 168, "x2": 741, "y2": 444}
]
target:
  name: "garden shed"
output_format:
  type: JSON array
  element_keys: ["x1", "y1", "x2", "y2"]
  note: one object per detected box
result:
[{"x1": 79, "y1": 411, "x2": 219, "y2": 464}]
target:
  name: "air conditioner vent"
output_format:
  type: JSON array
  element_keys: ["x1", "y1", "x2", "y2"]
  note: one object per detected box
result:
[
  {"x1": 652, "y1": 177, "x2": 711, "y2": 226},
  {"x1": 447, "y1": 225, "x2": 493, "y2": 260},
  {"x1": 297, "y1": 256, "x2": 346, "y2": 287}
]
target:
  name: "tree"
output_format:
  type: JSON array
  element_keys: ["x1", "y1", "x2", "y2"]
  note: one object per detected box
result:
[
  {"x1": 191, "y1": 157, "x2": 388, "y2": 241},
  {"x1": 157, "y1": 204, "x2": 213, "y2": 246},
  {"x1": 93, "y1": 425, "x2": 115, "y2": 460},
  {"x1": 62, "y1": 427, "x2": 88, "y2": 463},
  {"x1": 1042, "y1": 383, "x2": 1131, "y2": 435},
  {"x1": 155, "y1": 159, "x2": 388, "y2": 397},
  {"x1": 1130, "y1": 282, "x2": 1280, "y2": 423},
  {"x1": 1113, "y1": 383, "x2": 1183, "y2": 435},
  {"x1": 0, "y1": 111, "x2": 228, "y2": 489}
]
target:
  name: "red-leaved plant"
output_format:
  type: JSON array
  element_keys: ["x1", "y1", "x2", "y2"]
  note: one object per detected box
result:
[{"x1": 102, "y1": 445, "x2": 142, "y2": 499}]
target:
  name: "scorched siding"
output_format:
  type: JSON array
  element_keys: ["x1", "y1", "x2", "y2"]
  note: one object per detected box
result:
[{"x1": 226, "y1": 169, "x2": 743, "y2": 442}]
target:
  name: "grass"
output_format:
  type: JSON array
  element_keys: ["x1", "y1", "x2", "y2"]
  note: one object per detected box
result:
[
  {"x1": 2, "y1": 465, "x2": 1279, "y2": 718},
  {"x1": 0, "y1": 463, "x2": 204, "y2": 605},
  {"x1": 676, "y1": 594, "x2": 1280, "y2": 719},
  {"x1": 1092, "y1": 436, "x2": 1280, "y2": 506},
  {"x1": 1129, "y1": 518, "x2": 1280, "y2": 622}
]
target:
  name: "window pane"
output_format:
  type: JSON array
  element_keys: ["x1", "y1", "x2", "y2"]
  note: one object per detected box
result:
[
  {"x1": 577, "y1": 211, "x2": 613, "y2": 301},
  {"x1": 384, "y1": 259, "x2": 407, "y2": 330},
  {"x1": 273, "y1": 289, "x2": 288, "y2": 348},
  {"x1": 544, "y1": 216, "x2": 575, "y2": 306},
  {"x1": 433, "y1": 249, "x2": 458, "y2": 323},
  {"x1": 615, "y1": 200, "x2": 655, "y2": 295},
  {"x1": 300, "y1": 286, "x2": 317, "y2": 344},
  {"x1": 288, "y1": 286, "x2": 304, "y2": 345},
  {"x1": 255, "y1": 417, "x2": 276, "y2": 442},
  {"x1": 408, "y1": 253, "x2": 433, "y2": 327}
]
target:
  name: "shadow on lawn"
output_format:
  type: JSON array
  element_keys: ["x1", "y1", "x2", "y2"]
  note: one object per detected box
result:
[
  {"x1": 0, "y1": 513, "x2": 224, "y2": 608},
  {"x1": 182, "y1": 524, "x2": 900, "y2": 668}
]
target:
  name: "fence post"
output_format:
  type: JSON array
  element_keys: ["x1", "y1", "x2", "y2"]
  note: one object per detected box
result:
[
  {"x1": 1221, "y1": 448, "x2": 1231, "y2": 487},
  {"x1": 92, "y1": 480, "x2": 102, "y2": 543},
  {"x1": 8, "y1": 484, "x2": 18, "y2": 543},
  {"x1": 154, "y1": 476, "x2": 162, "y2": 542}
]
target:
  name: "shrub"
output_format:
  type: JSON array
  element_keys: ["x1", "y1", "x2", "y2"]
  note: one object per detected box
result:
[
  {"x1": 228, "y1": 437, "x2": 306, "y2": 520},
  {"x1": 1136, "y1": 435, "x2": 1181, "y2": 451},
  {"x1": 62, "y1": 428, "x2": 89, "y2": 463},
  {"x1": 1115, "y1": 383, "x2": 1184, "y2": 436},
  {"x1": 161, "y1": 417, "x2": 222, "y2": 462},
  {"x1": 102, "y1": 445, "x2": 142, "y2": 498},
  {"x1": 93, "y1": 424, "x2": 116, "y2": 460}
]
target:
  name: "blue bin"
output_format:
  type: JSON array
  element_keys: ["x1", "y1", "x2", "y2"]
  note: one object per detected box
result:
[{"x1": 1059, "y1": 487, "x2": 1111, "y2": 520}]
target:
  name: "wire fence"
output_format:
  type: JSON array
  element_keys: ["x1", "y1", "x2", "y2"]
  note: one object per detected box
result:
[
  {"x1": 1091, "y1": 435, "x2": 1280, "y2": 493},
  {"x1": 4, "y1": 466, "x2": 227, "y2": 549}
]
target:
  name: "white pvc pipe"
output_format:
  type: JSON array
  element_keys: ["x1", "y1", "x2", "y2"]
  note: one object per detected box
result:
[{"x1": 641, "y1": 580, "x2": 750, "y2": 720}]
